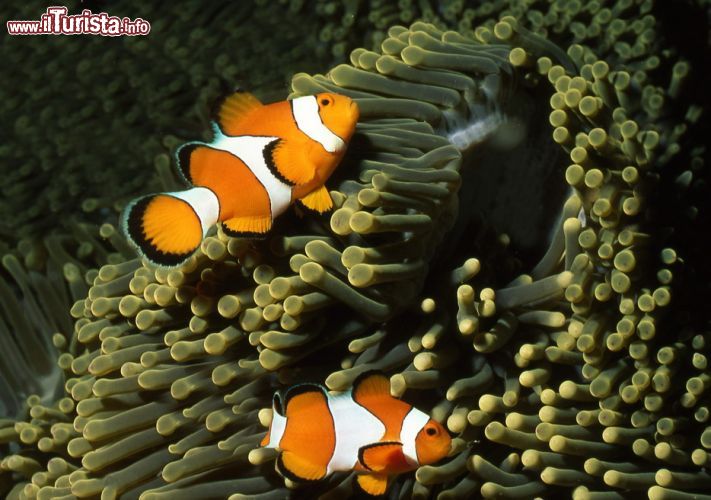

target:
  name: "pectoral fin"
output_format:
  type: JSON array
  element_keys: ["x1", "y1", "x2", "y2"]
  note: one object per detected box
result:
[
  {"x1": 267, "y1": 139, "x2": 315, "y2": 186},
  {"x1": 222, "y1": 216, "x2": 272, "y2": 237},
  {"x1": 358, "y1": 441, "x2": 406, "y2": 473},
  {"x1": 298, "y1": 185, "x2": 333, "y2": 213},
  {"x1": 356, "y1": 472, "x2": 390, "y2": 496}
]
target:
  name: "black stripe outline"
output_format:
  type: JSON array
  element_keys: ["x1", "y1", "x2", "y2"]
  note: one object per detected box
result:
[
  {"x1": 175, "y1": 142, "x2": 199, "y2": 185},
  {"x1": 283, "y1": 382, "x2": 328, "y2": 412},
  {"x1": 273, "y1": 392, "x2": 285, "y2": 417},
  {"x1": 263, "y1": 138, "x2": 296, "y2": 187}
]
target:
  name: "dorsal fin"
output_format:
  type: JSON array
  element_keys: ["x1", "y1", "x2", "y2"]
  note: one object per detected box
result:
[
  {"x1": 352, "y1": 371, "x2": 392, "y2": 402},
  {"x1": 215, "y1": 90, "x2": 263, "y2": 135},
  {"x1": 352, "y1": 371, "x2": 411, "y2": 442}
]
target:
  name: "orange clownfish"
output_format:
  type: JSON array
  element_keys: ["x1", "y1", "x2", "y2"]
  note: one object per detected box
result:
[
  {"x1": 121, "y1": 91, "x2": 359, "y2": 266},
  {"x1": 261, "y1": 371, "x2": 452, "y2": 496}
]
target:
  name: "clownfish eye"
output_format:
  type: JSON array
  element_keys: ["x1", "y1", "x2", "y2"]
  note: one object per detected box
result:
[
  {"x1": 320, "y1": 97, "x2": 331, "y2": 106},
  {"x1": 425, "y1": 425, "x2": 438, "y2": 437}
]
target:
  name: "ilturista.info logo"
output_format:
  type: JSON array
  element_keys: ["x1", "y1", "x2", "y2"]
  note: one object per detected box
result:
[{"x1": 7, "y1": 6, "x2": 150, "y2": 36}]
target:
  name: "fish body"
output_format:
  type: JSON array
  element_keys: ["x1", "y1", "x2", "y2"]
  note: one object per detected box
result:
[
  {"x1": 261, "y1": 372, "x2": 451, "y2": 496},
  {"x1": 121, "y1": 91, "x2": 359, "y2": 266}
]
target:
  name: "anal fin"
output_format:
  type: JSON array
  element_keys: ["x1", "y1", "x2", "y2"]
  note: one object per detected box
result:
[
  {"x1": 222, "y1": 215, "x2": 272, "y2": 237},
  {"x1": 299, "y1": 185, "x2": 333, "y2": 213},
  {"x1": 356, "y1": 473, "x2": 389, "y2": 496},
  {"x1": 278, "y1": 450, "x2": 327, "y2": 482}
]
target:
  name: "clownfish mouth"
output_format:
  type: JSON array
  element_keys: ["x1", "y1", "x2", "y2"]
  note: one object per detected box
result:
[{"x1": 349, "y1": 100, "x2": 360, "y2": 119}]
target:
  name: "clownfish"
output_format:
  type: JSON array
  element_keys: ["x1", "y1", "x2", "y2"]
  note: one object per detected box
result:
[
  {"x1": 121, "y1": 91, "x2": 359, "y2": 266},
  {"x1": 261, "y1": 371, "x2": 452, "y2": 496}
]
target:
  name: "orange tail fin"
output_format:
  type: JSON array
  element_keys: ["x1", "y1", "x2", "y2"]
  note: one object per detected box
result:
[{"x1": 121, "y1": 188, "x2": 219, "y2": 266}]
